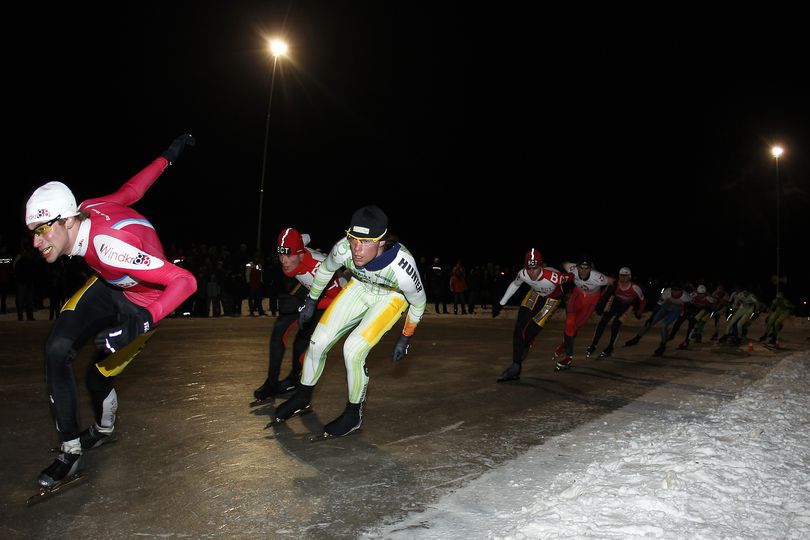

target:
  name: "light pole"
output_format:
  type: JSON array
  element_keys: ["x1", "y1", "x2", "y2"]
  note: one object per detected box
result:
[
  {"x1": 771, "y1": 145, "x2": 784, "y2": 295},
  {"x1": 256, "y1": 38, "x2": 288, "y2": 255}
]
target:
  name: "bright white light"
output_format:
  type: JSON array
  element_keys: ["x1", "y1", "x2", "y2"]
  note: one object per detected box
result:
[
  {"x1": 269, "y1": 39, "x2": 288, "y2": 57},
  {"x1": 771, "y1": 146, "x2": 784, "y2": 158}
]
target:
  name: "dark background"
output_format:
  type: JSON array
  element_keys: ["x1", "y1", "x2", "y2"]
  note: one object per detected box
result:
[{"x1": 5, "y1": 2, "x2": 809, "y2": 302}]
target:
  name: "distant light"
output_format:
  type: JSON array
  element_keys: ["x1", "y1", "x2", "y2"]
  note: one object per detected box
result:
[
  {"x1": 771, "y1": 146, "x2": 784, "y2": 158},
  {"x1": 269, "y1": 39, "x2": 288, "y2": 57}
]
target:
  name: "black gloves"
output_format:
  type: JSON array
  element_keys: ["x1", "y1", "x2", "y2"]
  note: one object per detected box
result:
[
  {"x1": 392, "y1": 335, "x2": 411, "y2": 362},
  {"x1": 161, "y1": 133, "x2": 196, "y2": 165},
  {"x1": 95, "y1": 308, "x2": 153, "y2": 354},
  {"x1": 492, "y1": 303, "x2": 502, "y2": 318},
  {"x1": 298, "y1": 296, "x2": 317, "y2": 328}
]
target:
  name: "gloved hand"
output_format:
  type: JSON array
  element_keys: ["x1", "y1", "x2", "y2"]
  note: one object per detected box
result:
[
  {"x1": 492, "y1": 303, "x2": 502, "y2": 318},
  {"x1": 392, "y1": 335, "x2": 411, "y2": 362},
  {"x1": 298, "y1": 296, "x2": 317, "y2": 328},
  {"x1": 161, "y1": 133, "x2": 196, "y2": 165},
  {"x1": 94, "y1": 308, "x2": 153, "y2": 354}
]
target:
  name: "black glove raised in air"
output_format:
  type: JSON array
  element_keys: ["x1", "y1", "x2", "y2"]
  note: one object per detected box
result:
[
  {"x1": 94, "y1": 308, "x2": 153, "y2": 354},
  {"x1": 392, "y1": 335, "x2": 411, "y2": 362},
  {"x1": 161, "y1": 133, "x2": 196, "y2": 165}
]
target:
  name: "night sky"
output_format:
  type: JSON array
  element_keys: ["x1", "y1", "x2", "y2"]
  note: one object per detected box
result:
[{"x1": 7, "y1": 3, "x2": 810, "y2": 302}]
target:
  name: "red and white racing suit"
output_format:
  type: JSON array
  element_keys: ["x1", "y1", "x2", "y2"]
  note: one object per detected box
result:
[
  {"x1": 47, "y1": 156, "x2": 196, "y2": 442},
  {"x1": 498, "y1": 266, "x2": 573, "y2": 367},
  {"x1": 557, "y1": 263, "x2": 612, "y2": 358}
]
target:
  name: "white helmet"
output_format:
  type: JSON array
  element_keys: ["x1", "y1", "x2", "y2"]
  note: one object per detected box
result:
[
  {"x1": 25, "y1": 181, "x2": 80, "y2": 226},
  {"x1": 619, "y1": 267, "x2": 631, "y2": 276},
  {"x1": 697, "y1": 285, "x2": 707, "y2": 294}
]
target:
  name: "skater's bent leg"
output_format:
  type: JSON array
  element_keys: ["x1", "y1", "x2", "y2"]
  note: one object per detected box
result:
[
  {"x1": 342, "y1": 293, "x2": 406, "y2": 403},
  {"x1": 268, "y1": 313, "x2": 297, "y2": 380},
  {"x1": 44, "y1": 333, "x2": 82, "y2": 442}
]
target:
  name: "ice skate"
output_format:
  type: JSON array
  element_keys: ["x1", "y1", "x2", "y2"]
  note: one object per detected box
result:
[
  {"x1": 653, "y1": 343, "x2": 666, "y2": 356},
  {"x1": 599, "y1": 346, "x2": 613, "y2": 358},
  {"x1": 79, "y1": 424, "x2": 115, "y2": 450},
  {"x1": 555, "y1": 356, "x2": 572, "y2": 371},
  {"x1": 496, "y1": 362, "x2": 521, "y2": 382},
  {"x1": 624, "y1": 335, "x2": 641, "y2": 347},
  {"x1": 551, "y1": 342, "x2": 565, "y2": 360},
  {"x1": 37, "y1": 444, "x2": 82, "y2": 489},
  {"x1": 585, "y1": 345, "x2": 596, "y2": 358},
  {"x1": 252, "y1": 377, "x2": 296, "y2": 405},
  {"x1": 252, "y1": 379, "x2": 276, "y2": 404},
  {"x1": 322, "y1": 401, "x2": 364, "y2": 438},
  {"x1": 267, "y1": 384, "x2": 314, "y2": 427},
  {"x1": 677, "y1": 340, "x2": 689, "y2": 350}
]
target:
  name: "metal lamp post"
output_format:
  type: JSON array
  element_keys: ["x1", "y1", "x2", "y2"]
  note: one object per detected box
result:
[
  {"x1": 771, "y1": 145, "x2": 784, "y2": 295},
  {"x1": 256, "y1": 38, "x2": 288, "y2": 255}
]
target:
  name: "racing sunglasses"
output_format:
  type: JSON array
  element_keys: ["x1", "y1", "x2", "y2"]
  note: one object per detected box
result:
[
  {"x1": 346, "y1": 229, "x2": 386, "y2": 244},
  {"x1": 30, "y1": 215, "x2": 62, "y2": 237}
]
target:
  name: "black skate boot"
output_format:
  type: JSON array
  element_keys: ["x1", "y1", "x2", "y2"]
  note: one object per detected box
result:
[
  {"x1": 497, "y1": 362, "x2": 521, "y2": 382},
  {"x1": 323, "y1": 401, "x2": 364, "y2": 437},
  {"x1": 599, "y1": 345, "x2": 613, "y2": 358},
  {"x1": 276, "y1": 376, "x2": 296, "y2": 395},
  {"x1": 270, "y1": 384, "x2": 314, "y2": 425},
  {"x1": 585, "y1": 345, "x2": 596, "y2": 358},
  {"x1": 80, "y1": 424, "x2": 114, "y2": 450},
  {"x1": 758, "y1": 333, "x2": 768, "y2": 342},
  {"x1": 254, "y1": 377, "x2": 297, "y2": 404},
  {"x1": 677, "y1": 340, "x2": 689, "y2": 350},
  {"x1": 653, "y1": 343, "x2": 666, "y2": 356},
  {"x1": 624, "y1": 335, "x2": 641, "y2": 347},
  {"x1": 253, "y1": 378, "x2": 276, "y2": 402},
  {"x1": 38, "y1": 446, "x2": 82, "y2": 488}
]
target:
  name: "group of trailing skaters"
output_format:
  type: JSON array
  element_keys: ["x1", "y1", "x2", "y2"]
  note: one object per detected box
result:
[
  {"x1": 491, "y1": 250, "x2": 645, "y2": 380},
  {"x1": 488, "y1": 246, "x2": 795, "y2": 381}
]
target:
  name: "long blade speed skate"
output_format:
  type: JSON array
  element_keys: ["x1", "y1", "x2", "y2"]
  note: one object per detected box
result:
[{"x1": 26, "y1": 472, "x2": 87, "y2": 506}]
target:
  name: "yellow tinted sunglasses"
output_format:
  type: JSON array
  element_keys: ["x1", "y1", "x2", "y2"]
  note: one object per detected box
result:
[
  {"x1": 31, "y1": 215, "x2": 62, "y2": 237},
  {"x1": 346, "y1": 229, "x2": 385, "y2": 244}
]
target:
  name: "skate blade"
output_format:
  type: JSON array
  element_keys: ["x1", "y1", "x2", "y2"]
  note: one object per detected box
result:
[
  {"x1": 308, "y1": 429, "x2": 361, "y2": 443},
  {"x1": 250, "y1": 398, "x2": 274, "y2": 408},
  {"x1": 27, "y1": 472, "x2": 87, "y2": 506},
  {"x1": 264, "y1": 405, "x2": 312, "y2": 429},
  {"x1": 50, "y1": 438, "x2": 117, "y2": 453},
  {"x1": 554, "y1": 364, "x2": 572, "y2": 372},
  {"x1": 496, "y1": 375, "x2": 520, "y2": 383}
]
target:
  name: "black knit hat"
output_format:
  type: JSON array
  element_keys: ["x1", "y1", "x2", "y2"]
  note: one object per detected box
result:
[{"x1": 348, "y1": 205, "x2": 388, "y2": 240}]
